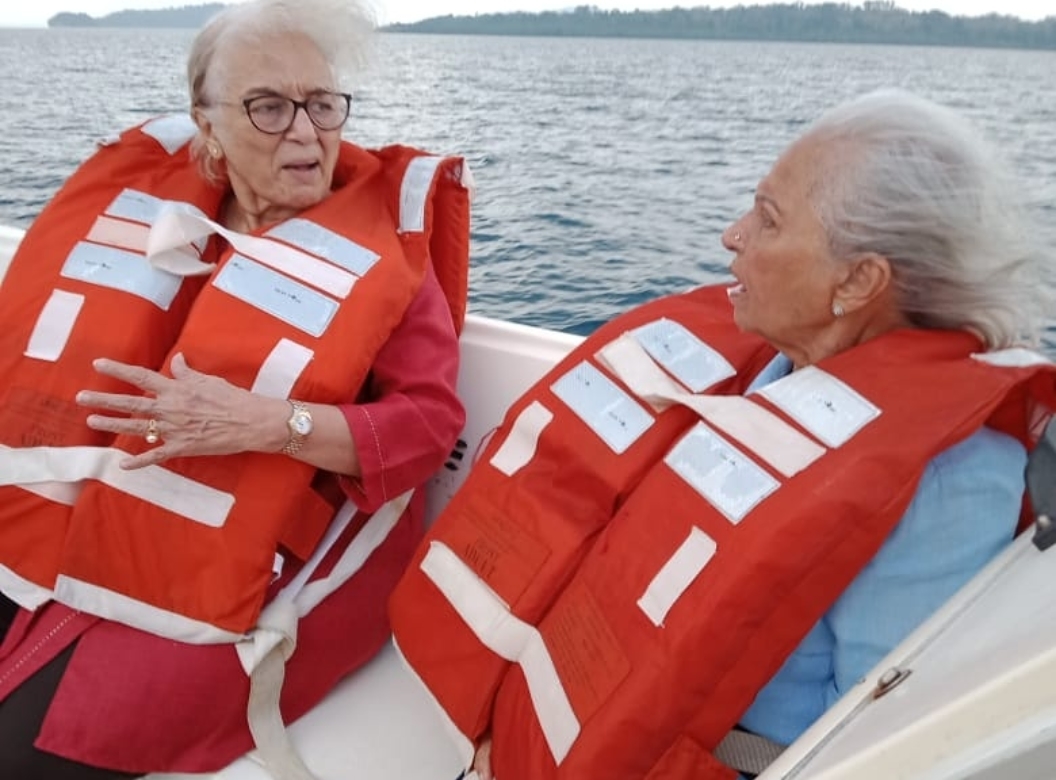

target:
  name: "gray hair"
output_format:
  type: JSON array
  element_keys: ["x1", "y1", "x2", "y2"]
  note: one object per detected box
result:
[
  {"x1": 186, "y1": 0, "x2": 375, "y2": 182},
  {"x1": 805, "y1": 89, "x2": 1047, "y2": 350}
]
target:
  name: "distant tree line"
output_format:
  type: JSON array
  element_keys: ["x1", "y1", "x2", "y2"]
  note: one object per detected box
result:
[
  {"x1": 386, "y1": 3, "x2": 1056, "y2": 50},
  {"x1": 48, "y1": 4, "x2": 227, "y2": 28}
]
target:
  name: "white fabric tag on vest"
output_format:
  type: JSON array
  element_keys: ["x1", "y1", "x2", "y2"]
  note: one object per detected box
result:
[
  {"x1": 551, "y1": 362, "x2": 655, "y2": 454},
  {"x1": 973, "y1": 348, "x2": 1054, "y2": 368},
  {"x1": 61, "y1": 241, "x2": 182, "y2": 310},
  {"x1": 665, "y1": 423, "x2": 779, "y2": 524},
  {"x1": 400, "y1": 156, "x2": 445, "y2": 233},
  {"x1": 631, "y1": 318, "x2": 736, "y2": 393},
  {"x1": 251, "y1": 339, "x2": 315, "y2": 400},
  {"x1": 598, "y1": 335, "x2": 825, "y2": 478},
  {"x1": 266, "y1": 218, "x2": 380, "y2": 277},
  {"x1": 86, "y1": 215, "x2": 152, "y2": 254},
  {"x1": 140, "y1": 113, "x2": 198, "y2": 155},
  {"x1": 490, "y1": 401, "x2": 554, "y2": 476},
  {"x1": 420, "y1": 541, "x2": 580, "y2": 763},
  {"x1": 637, "y1": 526, "x2": 717, "y2": 627},
  {"x1": 756, "y1": 366, "x2": 880, "y2": 449},
  {"x1": 212, "y1": 255, "x2": 339, "y2": 338},
  {"x1": 0, "y1": 445, "x2": 234, "y2": 528},
  {"x1": 24, "y1": 289, "x2": 84, "y2": 362}
]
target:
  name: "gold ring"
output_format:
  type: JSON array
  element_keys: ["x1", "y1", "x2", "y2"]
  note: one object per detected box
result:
[{"x1": 145, "y1": 418, "x2": 159, "y2": 445}]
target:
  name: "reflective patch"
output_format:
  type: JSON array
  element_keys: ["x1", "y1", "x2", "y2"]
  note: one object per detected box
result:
[
  {"x1": 250, "y1": 339, "x2": 315, "y2": 399},
  {"x1": 551, "y1": 362, "x2": 654, "y2": 454},
  {"x1": 86, "y1": 215, "x2": 151, "y2": 253},
  {"x1": 61, "y1": 242, "x2": 181, "y2": 310},
  {"x1": 757, "y1": 366, "x2": 880, "y2": 448},
  {"x1": 973, "y1": 348, "x2": 1054, "y2": 368},
  {"x1": 140, "y1": 113, "x2": 198, "y2": 155},
  {"x1": 665, "y1": 423, "x2": 779, "y2": 524},
  {"x1": 212, "y1": 255, "x2": 340, "y2": 338},
  {"x1": 24, "y1": 290, "x2": 84, "y2": 362},
  {"x1": 637, "y1": 526, "x2": 717, "y2": 627},
  {"x1": 400, "y1": 156, "x2": 444, "y2": 233},
  {"x1": 490, "y1": 401, "x2": 554, "y2": 476},
  {"x1": 266, "y1": 219, "x2": 380, "y2": 277},
  {"x1": 0, "y1": 562, "x2": 54, "y2": 610},
  {"x1": 632, "y1": 318, "x2": 736, "y2": 392}
]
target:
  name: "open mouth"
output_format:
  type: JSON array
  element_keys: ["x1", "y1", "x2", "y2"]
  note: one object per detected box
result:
[{"x1": 726, "y1": 282, "x2": 746, "y2": 301}]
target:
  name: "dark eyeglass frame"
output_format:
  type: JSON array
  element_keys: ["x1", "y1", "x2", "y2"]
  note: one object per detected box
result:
[{"x1": 239, "y1": 92, "x2": 352, "y2": 134}]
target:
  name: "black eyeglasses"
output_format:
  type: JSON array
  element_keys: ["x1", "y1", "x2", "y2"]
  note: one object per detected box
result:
[{"x1": 237, "y1": 92, "x2": 352, "y2": 134}]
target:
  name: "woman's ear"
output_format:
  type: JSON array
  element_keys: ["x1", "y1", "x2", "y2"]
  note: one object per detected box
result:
[{"x1": 835, "y1": 253, "x2": 894, "y2": 314}]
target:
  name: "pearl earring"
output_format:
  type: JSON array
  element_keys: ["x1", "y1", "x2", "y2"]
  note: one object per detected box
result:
[
  {"x1": 207, "y1": 142, "x2": 222, "y2": 159},
  {"x1": 832, "y1": 302, "x2": 846, "y2": 318}
]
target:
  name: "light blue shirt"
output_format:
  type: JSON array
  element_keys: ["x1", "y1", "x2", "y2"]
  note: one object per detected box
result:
[{"x1": 737, "y1": 354, "x2": 1026, "y2": 748}]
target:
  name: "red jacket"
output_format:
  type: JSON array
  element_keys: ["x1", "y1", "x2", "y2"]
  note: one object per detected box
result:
[{"x1": 0, "y1": 267, "x2": 465, "y2": 774}]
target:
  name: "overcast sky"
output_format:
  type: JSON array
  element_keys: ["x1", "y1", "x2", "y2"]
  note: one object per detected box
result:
[{"x1": 0, "y1": 0, "x2": 1050, "y2": 28}]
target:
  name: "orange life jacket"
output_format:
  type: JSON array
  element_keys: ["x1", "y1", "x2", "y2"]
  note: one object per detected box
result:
[
  {"x1": 390, "y1": 286, "x2": 1056, "y2": 779},
  {"x1": 0, "y1": 115, "x2": 221, "y2": 608},
  {"x1": 0, "y1": 117, "x2": 472, "y2": 643}
]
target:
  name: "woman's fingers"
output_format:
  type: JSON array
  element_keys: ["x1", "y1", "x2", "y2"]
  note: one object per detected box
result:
[
  {"x1": 77, "y1": 390, "x2": 156, "y2": 415},
  {"x1": 91, "y1": 357, "x2": 168, "y2": 393},
  {"x1": 473, "y1": 738, "x2": 494, "y2": 780}
]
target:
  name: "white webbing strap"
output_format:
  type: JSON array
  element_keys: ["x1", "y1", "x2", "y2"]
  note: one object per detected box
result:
[
  {"x1": 0, "y1": 445, "x2": 233, "y2": 528},
  {"x1": 146, "y1": 205, "x2": 357, "y2": 299},
  {"x1": 238, "y1": 491, "x2": 412, "y2": 780},
  {"x1": 420, "y1": 541, "x2": 581, "y2": 763},
  {"x1": 0, "y1": 562, "x2": 54, "y2": 610},
  {"x1": 597, "y1": 335, "x2": 825, "y2": 478}
]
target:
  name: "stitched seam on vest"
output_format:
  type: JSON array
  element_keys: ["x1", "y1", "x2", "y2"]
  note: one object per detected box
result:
[
  {"x1": 362, "y1": 408, "x2": 388, "y2": 502},
  {"x1": 0, "y1": 611, "x2": 79, "y2": 688}
]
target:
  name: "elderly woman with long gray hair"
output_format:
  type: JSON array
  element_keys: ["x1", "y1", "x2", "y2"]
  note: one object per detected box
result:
[
  {"x1": 388, "y1": 89, "x2": 1055, "y2": 780},
  {"x1": 0, "y1": 0, "x2": 470, "y2": 777}
]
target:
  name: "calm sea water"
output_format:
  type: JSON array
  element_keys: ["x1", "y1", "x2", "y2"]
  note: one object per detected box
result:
[{"x1": 1, "y1": 29, "x2": 1054, "y2": 351}]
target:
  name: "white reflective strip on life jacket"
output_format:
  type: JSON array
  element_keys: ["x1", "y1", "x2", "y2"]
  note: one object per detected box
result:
[
  {"x1": 0, "y1": 446, "x2": 234, "y2": 528},
  {"x1": 140, "y1": 113, "x2": 198, "y2": 155},
  {"x1": 490, "y1": 401, "x2": 554, "y2": 476},
  {"x1": 637, "y1": 526, "x2": 717, "y2": 627},
  {"x1": 16, "y1": 479, "x2": 82, "y2": 505},
  {"x1": 631, "y1": 318, "x2": 736, "y2": 393},
  {"x1": 420, "y1": 541, "x2": 581, "y2": 763},
  {"x1": 86, "y1": 214, "x2": 151, "y2": 253},
  {"x1": 400, "y1": 156, "x2": 445, "y2": 234},
  {"x1": 598, "y1": 335, "x2": 824, "y2": 478},
  {"x1": 251, "y1": 339, "x2": 315, "y2": 400},
  {"x1": 665, "y1": 423, "x2": 781, "y2": 524},
  {"x1": 146, "y1": 205, "x2": 358, "y2": 300},
  {"x1": 24, "y1": 289, "x2": 84, "y2": 362},
  {"x1": 551, "y1": 361, "x2": 655, "y2": 454},
  {"x1": 61, "y1": 241, "x2": 182, "y2": 311},
  {"x1": 973, "y1": 348, "x2": 1055, "y2": 368},
  {"x1": 53, "y1": 574, "x2": 244, "y2": 643},
  {"x1": 0, "y1": 562, "x2": 54, "y2": 610},
  {"x1": 266, "y1": 219, "x2": 380, "y2": 277},
  {"x1": 213, "y1": 256, "x2": 340, "y2": 338},
  {"x1": 756, "y1": 366, "x2": 880, "y2": 449}
]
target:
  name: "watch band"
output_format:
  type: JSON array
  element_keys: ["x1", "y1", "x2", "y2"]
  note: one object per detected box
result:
[{"x1": 281, "y1": 400, "x2": 312, "y2": 456}]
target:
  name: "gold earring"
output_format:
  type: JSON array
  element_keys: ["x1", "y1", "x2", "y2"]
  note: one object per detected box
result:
[{"x1": 207, "y1": 142, "x2": 222, "y2": 159}]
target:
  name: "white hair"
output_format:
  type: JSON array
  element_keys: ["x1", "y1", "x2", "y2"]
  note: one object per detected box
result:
[
  {"x1": 805, "y1": 89, "x2": 1047, "y2": 350},
  {"x1": 186, "y1": 0, "x2": 375, "y2": 181}
]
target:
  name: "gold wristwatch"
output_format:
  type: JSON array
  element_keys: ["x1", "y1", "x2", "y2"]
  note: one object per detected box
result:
[{"x1": 281, "y1": 400, "x2": 313, "y2": 456}]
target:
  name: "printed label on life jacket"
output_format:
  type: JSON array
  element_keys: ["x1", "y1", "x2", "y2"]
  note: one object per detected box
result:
[
  {"x1": 212, "y1": 255, "x2": 339, "y2": 338},
  {"x1": 631, "y1": 318, "x2": 736, "y2": 392},
  {"x1": 265, "y1": 219, "x2": 380, "y2": 277},
  {"x1": 0, "y1": 386, "x2": 96, "y2": 448},
  {"x1": 756, "y1": 366, "x2": 880, "y2": 448},
  {"x1": 440, "y1": 500, "x2": 551, "y2": 606},
  {"x1": 551, "y1": 361, "x2": 654, "y2": 454},
  {"x1": 541, "y1": 578, "x2": 631, "y2": 725},
  {"x1": 61, "y1": 241, "x2": 182, "y2": 310},
  {"x1": 665, "y1": 422, "x2": 779, "y2": 524}
]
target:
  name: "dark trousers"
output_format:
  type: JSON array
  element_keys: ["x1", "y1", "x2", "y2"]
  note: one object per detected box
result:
[{"x1": 0, "y1": 595, "x2": 140, "y2": 780}]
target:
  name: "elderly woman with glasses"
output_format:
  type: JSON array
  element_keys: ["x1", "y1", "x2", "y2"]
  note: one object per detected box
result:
[{"x1": 0, "y1": 0, "x2": 469, "y2": 777}]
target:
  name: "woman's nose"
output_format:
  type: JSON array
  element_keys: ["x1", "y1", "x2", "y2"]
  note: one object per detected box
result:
[{"x1": 721, "y1": 223, "x2": 743, "y2": 252}]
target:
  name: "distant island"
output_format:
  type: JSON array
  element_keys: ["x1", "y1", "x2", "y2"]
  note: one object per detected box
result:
[{"x1": 47, "y1": 2, "x2": 1056, "y2": 50}]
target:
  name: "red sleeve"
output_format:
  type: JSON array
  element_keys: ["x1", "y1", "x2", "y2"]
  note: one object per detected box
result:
[{"x1": 337, "y1": 265, "x2": 465, "y2": 512}]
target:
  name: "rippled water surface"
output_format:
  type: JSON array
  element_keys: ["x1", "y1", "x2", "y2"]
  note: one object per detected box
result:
[{"x1": 0, "y1": 29, "x2": 1053, "y2": 349}]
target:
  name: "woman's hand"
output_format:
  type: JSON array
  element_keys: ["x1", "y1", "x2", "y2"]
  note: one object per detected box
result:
[
  {"x1": 77, "y1": 353, "x2": 287, "y2": 470},
  {"x1": 472, "y1": 736, "x2": 494, "y2": 780}
]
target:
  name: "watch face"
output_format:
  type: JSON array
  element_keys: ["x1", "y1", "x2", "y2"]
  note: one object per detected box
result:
[{"x1": 292, "y1": 414, "x2": 313, "y2": 435}]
